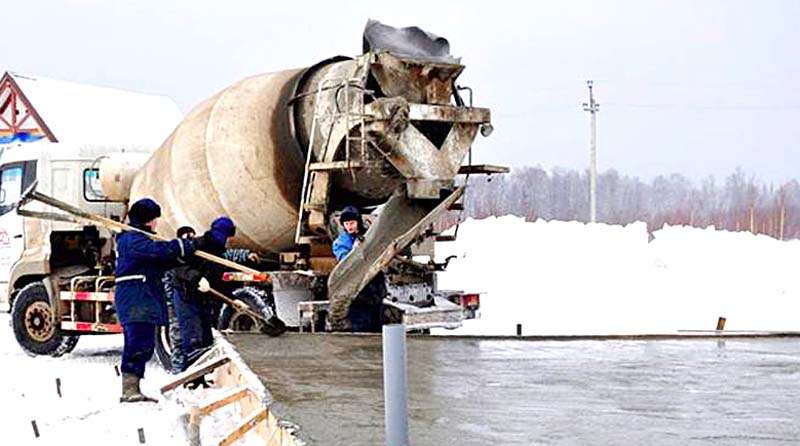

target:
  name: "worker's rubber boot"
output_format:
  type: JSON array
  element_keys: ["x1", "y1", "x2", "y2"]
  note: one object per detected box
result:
[{"x1": 119, "y1": 373, "x2": 158, "y2": 403}]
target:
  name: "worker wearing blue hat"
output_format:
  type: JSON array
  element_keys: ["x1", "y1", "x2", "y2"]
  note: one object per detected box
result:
[
  {"x1": 166, "y1": 216, "x2": 258, "y2": 374},
  {"x1": 115, "y1": 198, "x2": 196, "y2": 403}
]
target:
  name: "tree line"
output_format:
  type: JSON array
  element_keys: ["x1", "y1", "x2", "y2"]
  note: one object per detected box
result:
[{"x1": 445, "y1": 166, "x2": 800, "y2": 240}]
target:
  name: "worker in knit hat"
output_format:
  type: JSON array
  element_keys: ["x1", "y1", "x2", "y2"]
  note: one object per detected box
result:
[
  {"x1": 332, "y1": 205, "x2": 386, "y2": 333},
  {"x1": 115, "y1": 198, "x2": 196, "y2": 402}
]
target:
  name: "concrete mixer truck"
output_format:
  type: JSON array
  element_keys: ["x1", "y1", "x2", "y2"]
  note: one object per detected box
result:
[{"x1": 2, "y1": 21, "x2": 504, "y2": 358}]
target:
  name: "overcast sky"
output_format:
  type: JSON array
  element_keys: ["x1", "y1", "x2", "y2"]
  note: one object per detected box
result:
[{"x1": 3, "y1": 0, "x2": 798, "y2": 182}]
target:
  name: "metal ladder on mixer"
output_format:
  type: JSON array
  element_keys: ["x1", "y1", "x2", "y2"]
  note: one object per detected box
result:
[{"x1": 295, "y1": 54, "x2": 373, "y2": 244}]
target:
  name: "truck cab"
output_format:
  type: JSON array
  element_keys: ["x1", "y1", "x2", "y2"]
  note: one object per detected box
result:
[{"x1": 0, "y1": 141, "x2": 150, "y2": 355}]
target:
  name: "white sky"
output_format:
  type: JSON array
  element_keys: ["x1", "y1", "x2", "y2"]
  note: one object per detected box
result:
[{"x1": 3, "y1": 0, "x2": 799, "y2": 182}]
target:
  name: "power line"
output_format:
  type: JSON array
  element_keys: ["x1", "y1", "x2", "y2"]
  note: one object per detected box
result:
[
  {"x1": 493, "y1": 102, "x2": 800, "y2": 119},
  {"x1": 603, "y1": 102, "x2": 800, "y2": 111}
]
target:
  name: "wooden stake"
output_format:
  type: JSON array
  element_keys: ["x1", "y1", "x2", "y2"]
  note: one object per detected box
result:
[
  {"x1": 31, "y1": 420, "x2": 40, "y2": 438},
  {"x1": 55, "y1": 378, "x2": 61, "y2": 398},
  {"x1": 138, "y1": 427, "x2": 146, "y2": 444}
]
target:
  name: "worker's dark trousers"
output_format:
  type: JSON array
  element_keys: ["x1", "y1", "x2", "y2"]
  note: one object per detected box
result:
[
  {"x1": 121, "y1": 322, "x2": 157, "y2": 378},
  {"x1": 172, "y1": 289, "x2": 215, "y2": 372},
  {"x1": 349, "y1": 301, "x2": 383, "y2": 332},
  {"x1": 348, "y1": 274, "x2": 386, "y2": 333}
]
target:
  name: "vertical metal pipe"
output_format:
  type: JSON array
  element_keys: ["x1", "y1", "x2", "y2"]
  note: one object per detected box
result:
[{"x1": 383, "y1": 324, "x2": 409, "y2": 446}]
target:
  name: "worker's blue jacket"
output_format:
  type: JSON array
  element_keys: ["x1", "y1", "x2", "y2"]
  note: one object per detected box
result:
[
  {"x1": 114, "y1": 230, "x2": 195, "y2": 326},
  {"x1": 332, "y1": 231, "x2": 358, "y2": 261}
]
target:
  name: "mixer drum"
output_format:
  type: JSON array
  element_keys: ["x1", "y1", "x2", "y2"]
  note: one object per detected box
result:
[{"x1": 129, "y1": 69, "x2": 307, "y2": 251}]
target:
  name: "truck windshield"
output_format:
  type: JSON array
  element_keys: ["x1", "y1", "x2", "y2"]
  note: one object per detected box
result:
[
  {"x1": 0, "y1": 161, "x2": 35, "y2": 216},
  {"x1": 0, "y1": 166, "x2": 23, "y2": 215}
]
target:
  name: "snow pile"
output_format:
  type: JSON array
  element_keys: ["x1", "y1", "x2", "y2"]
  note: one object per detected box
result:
[{"x1": 435, "y1": 216, "x2": 800, "y2": 335}]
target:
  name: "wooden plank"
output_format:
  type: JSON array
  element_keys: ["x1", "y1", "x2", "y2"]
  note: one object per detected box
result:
[
  {"x1": 21, "y1": 190, "x2": 266, "y2": 277},
  {"x1": 194, "y1": 386, "x2": 251, "y2": 418},
  {"x1": 160, "y1": 357, "x2": 231, "y2": 394},
  {"x1": 218, "y1": 408, "x2": 268, "y2": 446}
]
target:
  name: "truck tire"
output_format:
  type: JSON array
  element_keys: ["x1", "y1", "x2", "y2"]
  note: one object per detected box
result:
[
  {"x1": 11, "y1": 283, "x2": 77, "y2": 356},
  {"x1": 218, "y1": 287, "x2": 286, "y2": 337},
  {"x1": 154, "y1": 300, "x2": 179, "y2": 371},
  {"x1": 154, "y1": 325, "x2": 174, "y2": 371}
]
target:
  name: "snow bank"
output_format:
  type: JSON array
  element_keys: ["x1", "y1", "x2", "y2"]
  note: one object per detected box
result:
[{"x1": 435, "y1": 216, "x2": 800, "y2": 335}]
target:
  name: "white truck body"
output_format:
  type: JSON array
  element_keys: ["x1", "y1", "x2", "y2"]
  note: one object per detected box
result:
[{"x1": 0, "y1": 141, "x2": 152, "y2": 311}]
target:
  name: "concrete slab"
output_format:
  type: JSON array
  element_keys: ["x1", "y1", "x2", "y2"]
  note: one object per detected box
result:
[{"x1": 225, "y1": 333, "x2": 800, "y2": 445}]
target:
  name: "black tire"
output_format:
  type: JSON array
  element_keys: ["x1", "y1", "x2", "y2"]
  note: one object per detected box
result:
[
  {"x1": 154, "y1": 325, "x2": 174, "y2": 371},
  {"x1": 154, "y1": 299, "x2": 178, "y2": 371},
  {"x1": 11, "y1": 283, "x2": 73, "y2": 356},
  {"x1": 218, "y1": 287, "x2": 286, "y2": 337}
]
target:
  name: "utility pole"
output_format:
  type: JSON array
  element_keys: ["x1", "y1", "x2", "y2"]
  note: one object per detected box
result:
[{"x1": 583, "y1": 80, "x2": 600, "y2": 223}]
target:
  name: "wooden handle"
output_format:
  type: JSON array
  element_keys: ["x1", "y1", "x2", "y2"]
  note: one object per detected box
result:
[
  {"x1": 206, "y1": 287, "x2": 268, "y2": 324},
  {"x1": 23, "y1": 190, "x2": 268, "y2": 279}
]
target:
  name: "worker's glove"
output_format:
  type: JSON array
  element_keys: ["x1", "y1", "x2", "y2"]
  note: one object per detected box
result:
[
  {"x1": 247, "y1": 252, "x2": 260, "y2": 263},
  {"x1": 197, "y1": 277, "x2": 211, "y2": 293}
]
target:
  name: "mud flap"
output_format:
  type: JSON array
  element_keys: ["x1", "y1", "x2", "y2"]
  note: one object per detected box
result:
[{"x1": 327, "y1": 185, "x2": 464, "y2": 331}]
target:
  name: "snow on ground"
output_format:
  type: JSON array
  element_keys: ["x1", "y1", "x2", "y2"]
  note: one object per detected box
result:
[
  {"x1": 3, "y1": 217, "x2": 798, "y2": 445},
  {"x1": 435, "y1": 216, "x2": 800, "y2": 336},
  {"x1": 0, "y1": 319, "x2": 188, "y2": 445},
  {"x1": 0, "y1": 315, "x2": 263, "y2": 446}
]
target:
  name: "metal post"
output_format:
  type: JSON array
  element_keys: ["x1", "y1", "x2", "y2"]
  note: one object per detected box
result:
[
  {"x1": 383, "y1": 324, "x2": 409, "y2": 446},
  {"x1": 583, "y1": 80, "x2": 600, "y2": 223}
]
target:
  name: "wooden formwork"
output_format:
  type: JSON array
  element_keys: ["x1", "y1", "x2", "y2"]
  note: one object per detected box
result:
[{"x1": 161, "y1": 337, "x2": 303, "y2": 446}]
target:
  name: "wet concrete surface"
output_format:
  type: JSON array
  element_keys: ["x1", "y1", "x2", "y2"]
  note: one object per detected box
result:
[{"x1": 225, "y1": 333, "x2": 800, "y2": 445}]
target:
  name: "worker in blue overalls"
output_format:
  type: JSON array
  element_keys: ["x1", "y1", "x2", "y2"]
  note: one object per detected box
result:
[
  {"x1": 115, "y1": 198, "x2": 195, "y2": 403},
  {"x1": 332, "y1": 206, "x2": 386, "y2": 332}
]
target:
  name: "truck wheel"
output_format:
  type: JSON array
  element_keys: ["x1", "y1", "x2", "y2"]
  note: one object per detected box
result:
[
  {"x1": 218, "y1": 287, "x2": 287, "y2": 337},
  {"x1": 154, "y1": 300, "x2": 179, "y2": 371},
  {"x1": 11, "y1": 283, "x2": 73, "y2": 356},
  {"x1": 154, "y1": 326, "x2": 174, "y2": 371}
]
